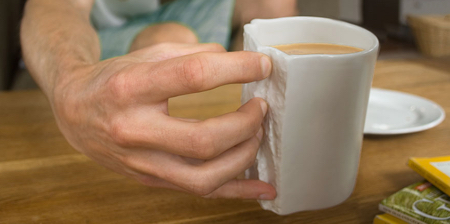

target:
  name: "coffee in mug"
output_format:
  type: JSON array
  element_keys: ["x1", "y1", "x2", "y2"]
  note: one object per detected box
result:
[{"x1": 272, "y1": 43, "x2": 363, "y2": 55}]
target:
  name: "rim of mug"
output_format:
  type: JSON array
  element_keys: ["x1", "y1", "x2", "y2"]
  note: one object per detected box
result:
[{"x1": 244, "y1": 16, "x2": 380, "y2": 58}]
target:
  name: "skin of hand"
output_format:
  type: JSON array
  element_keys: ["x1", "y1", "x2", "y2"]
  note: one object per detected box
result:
[
  {"x1": 21, "y1": 0, "x2": 277, "y2": 199},
  {"x1": 53, "y1": 42, "x2": 275, "y2": 199}
]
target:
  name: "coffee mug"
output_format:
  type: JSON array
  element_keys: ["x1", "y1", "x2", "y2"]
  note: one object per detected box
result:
[{"x1": 242, "y1": 17, "x2": 379, "y2": 215}]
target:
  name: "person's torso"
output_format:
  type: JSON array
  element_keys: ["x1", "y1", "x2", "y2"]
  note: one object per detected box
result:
[{"x1": 91, "y1": 0, "x2": 160, "y2": 29}]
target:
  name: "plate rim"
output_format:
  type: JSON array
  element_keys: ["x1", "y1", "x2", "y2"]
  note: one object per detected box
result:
[{"x1": 364, "y1": 88, "x2": 446, "y2": 135}]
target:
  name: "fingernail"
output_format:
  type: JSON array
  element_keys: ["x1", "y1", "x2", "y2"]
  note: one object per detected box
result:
[
  {"x1": 256, "y1": 127, "x2": 263, "y2": 142},
  {"x1": 259, "y1": 193, "x2": 272, "y2": 200},
  {"x1": 260, "y1": 55, "x2": 272, "y2": 78},
  {"x1": 260, "y1": 100, "x2": 268, "y2": 117}
]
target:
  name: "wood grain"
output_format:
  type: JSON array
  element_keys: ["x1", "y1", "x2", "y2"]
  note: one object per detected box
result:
[{"x1": 0, "y1": 59, "x2": 449, "y2": 223}]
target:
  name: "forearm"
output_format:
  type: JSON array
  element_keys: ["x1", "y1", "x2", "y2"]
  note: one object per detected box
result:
[{"x1": 21, "y1": 0, "x2": 98, "y2": 99}]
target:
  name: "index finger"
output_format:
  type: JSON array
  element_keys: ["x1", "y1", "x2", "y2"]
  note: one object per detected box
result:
[{"x1": 126, "y1": 51, "x2": 272, "y2": 101}]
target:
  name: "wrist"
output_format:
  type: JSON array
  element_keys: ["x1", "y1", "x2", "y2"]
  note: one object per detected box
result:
[{"x1": 50, "y1": 62, "x2": 93, "y2": 105}]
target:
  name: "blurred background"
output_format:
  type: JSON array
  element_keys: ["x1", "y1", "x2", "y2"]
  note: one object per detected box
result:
[{"x1": 1, "y1": 0, "x2": 449, "y2": 91}]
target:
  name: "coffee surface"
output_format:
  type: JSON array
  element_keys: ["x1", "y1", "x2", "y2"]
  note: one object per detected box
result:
[{"x1": 272, "y1": 43, "x2": 363, "y2": 55}]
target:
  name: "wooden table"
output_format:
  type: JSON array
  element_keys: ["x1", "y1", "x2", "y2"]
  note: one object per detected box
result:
[{"x1": 1, "y1": 59, "x2": 449, "y2": 224}]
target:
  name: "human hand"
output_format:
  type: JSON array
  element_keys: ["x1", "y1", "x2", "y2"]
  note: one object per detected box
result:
[{"x1": 51, "y1": 43, "x2": 276, "y2": 199}]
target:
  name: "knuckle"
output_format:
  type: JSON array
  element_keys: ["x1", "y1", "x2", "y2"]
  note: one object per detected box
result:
[
  {"x1": 189, "y1": 173, "x2": 216, "y2": 196},
  {"x1": 107, "y1": 71, "x2": 132, "y2": 101},
  {"x1": 108, "y1": 118, "x2": 132, "y2": 147},
  {"x1": 180, "y1": 56, "x2": 208, "y2": 91},
  {"x1": 186, "y1": 127, "x2": 216, "y2": 159}
]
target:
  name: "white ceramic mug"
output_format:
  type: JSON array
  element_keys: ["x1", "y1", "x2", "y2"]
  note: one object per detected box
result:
[{"x1": 242, "y1": 17, "x2": 379, "y2": 215}]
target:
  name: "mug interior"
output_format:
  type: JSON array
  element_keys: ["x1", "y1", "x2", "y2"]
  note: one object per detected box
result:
[{"x1": 245, "y1": 17, "x2": 378, "y2": 53}]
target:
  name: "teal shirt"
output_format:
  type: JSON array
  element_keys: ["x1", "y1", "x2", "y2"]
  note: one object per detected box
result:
[
  {"x1": 95, "y1": 0, "x2": 235, "y2": 60},
  {"x1": 91, "y1": 0, "x2": 160, "y2": 29}
]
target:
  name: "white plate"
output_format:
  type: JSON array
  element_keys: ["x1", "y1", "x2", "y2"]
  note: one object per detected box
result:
[{"x1": 364, "y1": 88, "x2": 445, "y2": 135}]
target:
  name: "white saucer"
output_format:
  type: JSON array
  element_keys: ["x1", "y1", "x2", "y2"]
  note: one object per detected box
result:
[{"x1": 364, "y1": 88, "x2": 445, "y2": 135}]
